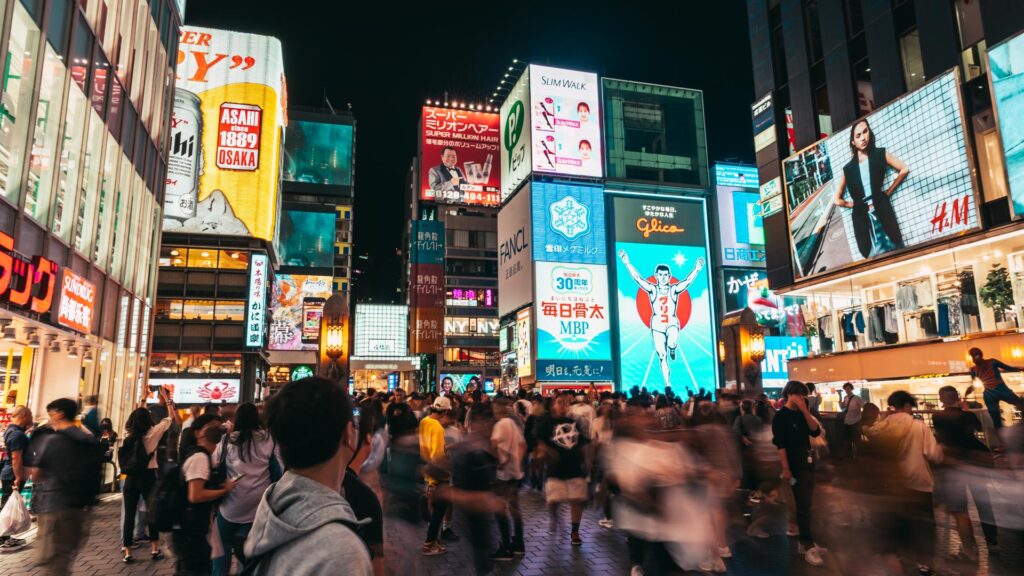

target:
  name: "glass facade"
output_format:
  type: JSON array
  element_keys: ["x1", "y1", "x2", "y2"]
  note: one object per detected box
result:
[{"x1": 603, "y1": 78, "x2": 709, "y2": 189}]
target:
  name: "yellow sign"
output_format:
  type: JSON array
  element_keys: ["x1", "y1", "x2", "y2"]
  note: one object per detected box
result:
[{"x1": 164, "y1": 27, "x2": 287, "y2": 243}]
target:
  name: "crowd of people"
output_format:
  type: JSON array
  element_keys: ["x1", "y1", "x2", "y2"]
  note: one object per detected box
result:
[{"x1": 0, "y1": 364, "x2": 1023, "y2": 575}]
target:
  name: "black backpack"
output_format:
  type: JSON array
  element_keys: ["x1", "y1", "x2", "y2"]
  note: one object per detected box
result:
[
  {"x1": 118, "y1": 434, "x2": 150, "y2": 475},
  {"x1": 52, "y1": 429, "x2": 104, "y2": 507},
  {"x1": 148, "y1": 446, "x2": 213, "y2": 534}
]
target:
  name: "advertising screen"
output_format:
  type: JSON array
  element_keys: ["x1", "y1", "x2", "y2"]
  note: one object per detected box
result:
[
  {"x1": 501, "y1": 68, "x2": 532, "y2": 201},
  {"x1": 534, "y1": 262, "x2": 612, "y2": 381},
  {"x1": 612, "y1": 196, "x2": 715, "y2": 396},
  {"x1": 165, "y1": 27, "x2": 286, "y2": 242},
  {"x1": 531, "y1": 181, "x2": 605, "y2": 265},
  {"x1": 147, "y1": 378, "x2": 241, "y2": 405},
  {"x1": 278, "y1": 208, "x2": 335, "y2": 268},
  {"x1": 354, "y1": 304, "x2": 408, "y2": 357},
  {"x1": 516, "y1": 308, "x2": 532, "y2": 378},
  {"x1": 498, "y1": 183, "x2": 533, "y2": 317},
  {"x1": 722, "y1": 268, "x2": 768, "y2": 314},
  {"x1": 784, "y1": 71, "x2": 977, "y2": 279},
  {"x1": 445, "y1": 288, "x2": 495, "y2": 308},
  {"x1": 283, "y1": 120, "x2": 353, "y2": 186},
  {"x1": 420, "y1": 106, "x2": 500, "y2": 206},
  {"x1": 989, "y1": 30, "x2": 1024, "y2": 218},
  {"x1": 438, "y1": 373, "x2": 482, "y2": 395},
  {"x1": 529, "y1": 64, "x2": 603, "y2": 179},
  {"x1": 760, "y1": 336, "x2": 808, "y2": 388},
  {"x1": 269, "y1": 274, "x2": 332, "y2": 351},
  {"x1": 715, "y1": 163, "x2": 765, "y2": 267},
  {"x1": 751, "y1": 93, "x2": 776, "y2": 153}
]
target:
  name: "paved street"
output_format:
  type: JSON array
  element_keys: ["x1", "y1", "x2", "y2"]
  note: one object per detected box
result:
[{"x1": 0, "y1": 483, "x2": 1013, "y2": 576}]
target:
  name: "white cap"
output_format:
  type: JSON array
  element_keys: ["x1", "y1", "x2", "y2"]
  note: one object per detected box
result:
[{"x1": 432, "y1": 396, "x2": 453, "y2": 411}]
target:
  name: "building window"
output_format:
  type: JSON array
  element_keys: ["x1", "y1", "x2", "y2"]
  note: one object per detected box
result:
[
  {"x1": 182, "y1": 300, "x2": 215, "y2": 321},
  {"x1": 53, "y1": 84, "x2": 87, "y2": 241},
  {"x1": 214, "y1": 301, "x2": 245, "y2": 321},
  {"x1": 92, "y1": 140, "x2": 120, "y2": 266},
  {"x1": 25, "y1": 45, "x2": 67, "y2": 223},
  {"x1": 901, "y1": 29, "x2": 925, "y2": 91},
  {"x1": 74, "y1": 109, "x2": 104, "y2": 254},
  {"x1": 804, "y1": 0, "x2": 824, "y2": 64},
  {"x1": 854, "y1": 58, "x2": 874, "y2": 115},
  {"x1": 814, "y1": 84, "x2": 832, "y2": 138},
  {"x1": 0, "y1": 4, "x2": 42, "y2": 206},
  {"x1": 156, "y1": 299, "x2": 183, "y2": 320},
  {"x1": 845, "y1": 0, "x2": 865, "y2": 37},
  {"x1": 769, "y1": 3, "x2": 788, "y2": 88}
]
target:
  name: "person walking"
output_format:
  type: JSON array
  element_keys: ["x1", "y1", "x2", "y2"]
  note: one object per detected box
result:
[
  {"x1": 243, "y1": 377, "x2": 372, "y2": 575},
  {"x1": 771, "y1": 381, "x2": 826, "y2": 566},
  {"x1": 419, "y1": 395, "x2": 456, "y2": 555},
  {"x1": 0, "y1": 406, "x2": 31, "y2": 552},
  {"x1": 839, "y1": 383, "x2": 864, "y2": 460},
  {"x1": 863, "y1": 391, "x2": 943, "y2": 575},
  {"x1": 28, "y1": 398, "x2": 103, "y2": 576},
  {"x1": 540, "y1": 393, "x2": 589, "y2": 546},
  {"x1": 120, "y1": 389, "x2": 180, "y2": 563},
  {"x1": 968, "y1": 347, "x2": 1024, "y2": 429},
  {"x1": 210, "y1": 402, "x2": 279, "y2": 575},
  {"x1": 491, "y1": 397, "x2": 527, "y2": 559}
]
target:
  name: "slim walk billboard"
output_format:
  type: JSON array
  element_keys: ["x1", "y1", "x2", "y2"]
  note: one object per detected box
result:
[
  {"x1": 784, "y1": 70, "x2": 977, "y2": 279},
  {"x1": 165, "y1": 27, "x2": 287, "y2": 242}
]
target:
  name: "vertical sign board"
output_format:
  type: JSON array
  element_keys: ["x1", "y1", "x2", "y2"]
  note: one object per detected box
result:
[
  {"x1": 612, "y1": 196, "x2": 716, "y2": 396},
  {"x1": 531, "y1": 182, "x2": 612, "y2": 381},
  {"x1": 714, "y1": 163, "x2": 765, "y2": 268},
  {"x1": 56, "y1": 269, "x2": 96, "y2": 334},
  {"x1": 497, "y1": 183, "x2": 533, "y2": 318},
  {"x1": 500, "y1": 68, "x2": 532, "y2": 202},
  {"x1": 245, "y1": 254, "x2": 269, "y2": 347},
  {"x1": 410, "y1": 220, "x2": 445, "y2": 354},
  {"x1": 515, "y1": 308, "x2": 532, "y2": 378}
]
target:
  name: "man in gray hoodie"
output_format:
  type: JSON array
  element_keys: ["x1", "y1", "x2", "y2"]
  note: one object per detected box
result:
[{"x1": 244, "y1": 377, "x2": 373, "y2": 575}]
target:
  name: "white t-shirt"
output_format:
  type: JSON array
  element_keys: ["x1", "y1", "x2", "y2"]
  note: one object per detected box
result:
[
  {"x1": 211, "y1": 430, "x2": 280, "y2": 523},
  {"x1": 144, "y1": 418, "x2": 172, "y2": 469},
  {"x1": 492, "y1": 417, "x2": 525, "y2": 481},
  {"x1": 182, "y1": 451, "x2": 211, "y2": 483}
]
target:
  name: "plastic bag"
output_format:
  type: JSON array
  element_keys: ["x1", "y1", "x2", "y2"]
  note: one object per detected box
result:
[{"x1": 0, "y1": 491, "x2": 31, "y2": 536}]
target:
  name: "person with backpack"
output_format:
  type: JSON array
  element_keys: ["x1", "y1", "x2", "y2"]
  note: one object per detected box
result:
[
  {"x1": 27, "y1": 398, "x2": 103, "y2": 576},
  {"x1": 119, "y1": 389, "x2": 181, "y2": 563},
  {"x1": 173, "y1": 413, "x2": 237, "y2": 575},
  {"x1": 210, "y1": 403, "x2": 281, "y2": 576},
  {"x1": 242, "y1": 377, "x2": 372, "y2": 575},
  {"x1": 0, "y1": 406, "x2": 32, "y2": 552}
]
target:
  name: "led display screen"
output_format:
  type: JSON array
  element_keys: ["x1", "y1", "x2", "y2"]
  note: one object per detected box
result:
[
  {"x1": 989, "y1": 30, "x2": 1024, "y2": 219},
  {"x1": 283, "y1": 120, "x2": 353, "y2": 186},
  {"x1": 278, "y1": 208, "x2": 335, "y2": 268},
  {"x1": 420, "y1": 106, "x2": 500, "y2": 206}
]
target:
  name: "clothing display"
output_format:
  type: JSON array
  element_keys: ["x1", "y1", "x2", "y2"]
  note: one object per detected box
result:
[
  {"x1": 896, "y1": 280, "x2": 932, "y2": 313},
  {"x1": 840, "y1": 310, "x2": 865, "y2": 344},
  {"x1": 920, "y1": 311, "x2": 938, "y2": 338},
  {"x1": 817, "y1": 316, "x2": 834, "y2": 353},
  {"x1": 867, "y1": 304, "x2": 899, "y2": 344}
]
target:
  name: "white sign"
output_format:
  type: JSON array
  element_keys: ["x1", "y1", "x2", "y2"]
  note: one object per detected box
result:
[
  {"x1": 147, "y1": 378, "x2": 241, "y2": 404},
  {"x1": 529, "y1": 65, "x2": 602, "y2": 179},
  {"x1": 516, "y1": 308, "x2": 532, "y2": 378},
  {"x1": 246, "y1": 253, "x2": 269, "y2": 347},
  {"x1": 368, "y1": 339, "x2": 396, "y2": 354},
  {"x1": 500, "y1": 67, "x2": 532, "y2": 201},
  {"x1": 498, "y1": 182, "x2": 533, "y2": 317}
]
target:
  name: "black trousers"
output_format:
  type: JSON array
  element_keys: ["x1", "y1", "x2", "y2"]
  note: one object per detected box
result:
[
  {"x1": 172, "y1": 530, "x2": 212, "y2": 576},
  {"x1": 425, "y1": 494, "x2": 447, "y2": 542},
  {"x1": 792, "y1": 467, "x2": 815, "y2": 547},
  {"x1": 122, "y1": 471, "x2": 158, "y2": 547}
]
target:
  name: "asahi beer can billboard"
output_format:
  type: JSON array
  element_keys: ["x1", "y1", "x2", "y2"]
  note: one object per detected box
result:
[{"x1": 165, "y1": 89, "x2": 202, "y2": 220}]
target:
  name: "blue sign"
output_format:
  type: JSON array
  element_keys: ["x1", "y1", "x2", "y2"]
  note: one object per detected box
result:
[
  {"x1": 760, "y1": 336, "x2": 808, "y2": 387},
  {"x1": 714, "y1": 164, "x2": 759, "y2": 188},
  {"x1": 537, "y1": 359, "x2": 614, "y2": 382},
  {"x1": 387, "y1": 373, "x2": 398, "y2": 391},
  {"x1": 411, "y1": 220, "x2": 445, "y2": 265},
  {"x1": 989, "y1": 31, "x2": 1024, "y2": 219},
  {"x1": 531, "y1": 182, "x2": 606, "y2": 264}
]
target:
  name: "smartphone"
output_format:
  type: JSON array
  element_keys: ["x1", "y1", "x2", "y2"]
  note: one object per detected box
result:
[
  {"x1": 301, "y1": 297, "x2": 326, "y2": 344},
  {"x1": 231, "y1": 473, "x2": 246, "y2": 482},
  {"x1": 353, "y1": 407, "x2": 361, "y2": 419}
]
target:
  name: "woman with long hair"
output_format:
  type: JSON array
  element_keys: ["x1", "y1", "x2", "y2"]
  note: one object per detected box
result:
[
  {"x1": 211, "y1": 402, "x2": 280, "y2": 576},
  {"x1": 833, "y1": 118, "x2": 910, "y2": 259}
]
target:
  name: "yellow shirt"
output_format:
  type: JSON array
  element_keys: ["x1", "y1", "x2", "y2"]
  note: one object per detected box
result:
[{"x1": 418, "y1": 416, "x2": 448, "y2": 485}]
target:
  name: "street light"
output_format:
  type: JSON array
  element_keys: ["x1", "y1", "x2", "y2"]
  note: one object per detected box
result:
[
  {"x1": 319, "y1": 293, "x2": 350, "y2": 382},
  {"x1": 747, "y1": 331, "x2": 766, "y2": 363}
]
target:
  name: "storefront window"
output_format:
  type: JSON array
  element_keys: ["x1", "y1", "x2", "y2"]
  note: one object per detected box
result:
[
  {"x1": 108, "y1": 156, "x2": 133, "y2": 278},
  {"x1": 159, "y1": 245, "x2": 185, "y2": 267},
  {"x1": 52, "y1": 80, "x2": 87, "y2": 241},
  {"x1": 214, "y1": 301, "x2": 245, "y2": 321},
  {"x1": 219, "y1": 250, "x2": 249, "y2": 270},
  {"x1": 73, "y1": 108, "x2": 103, "y2": 253},
  {"x1": 0, "y1": 5, "x2": 42, "y2": 205},
  {"x1": 150, "y1": 352, "x2": 178, "y2": 373},
  {"x1": 182, "y1": 300, "x2": 215, "y2": 321},
  {"x1": 179, "y1": 353, "x2": 211, "y2": 374},
  {"x1": 211, "y1": 354, "x2": 242, "y2": 374},
  {"x1": 93, "y1": 142, "x2": 120, "y2": 267},
  {"x1": 155, "y1": 298, "x2": 183, "y2": 320},
  {"x1": 25, "y1": 45, "x2": 66, "y2": 222}
]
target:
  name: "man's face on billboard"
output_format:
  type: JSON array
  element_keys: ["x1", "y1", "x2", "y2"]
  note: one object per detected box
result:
[
  {"x1": 656, "y1": 268, "x2": 671, "y2": 287},
  {"x1": 442, "y1": 149, "x2": 458, "y2": 168}
]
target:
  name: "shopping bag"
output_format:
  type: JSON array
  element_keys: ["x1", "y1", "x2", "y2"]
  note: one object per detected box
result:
[{"x1": 0, "y1": 492, "x2": 31, "y2": 536}]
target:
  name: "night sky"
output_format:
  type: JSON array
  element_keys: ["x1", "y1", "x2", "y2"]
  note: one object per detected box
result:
[{"x1": 185, "y1": 0, "x2": 755, "y2": 302}]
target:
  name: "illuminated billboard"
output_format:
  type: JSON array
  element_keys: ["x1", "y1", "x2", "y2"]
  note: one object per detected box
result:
[
  {"x1": 420, "y1": 107, "x2": 500, "y2": 206},
  {"x1": 497, "y1": 183, "x2": 533, "y2": 317},
  {"x1": 612, "y1": 196, "x2": 715, "y2": 396},
  {"x1": 501, "y1": 68, "x2": 532, "y2": 201},
  {"x1": 269, "y1": 274, "x2": 332, "y2": 351},
  {"x1": 722, "y1": 268, "x2": 768, "y2": 314},
  {"x1": 245, "y1": 254, "x2": 269, "y2": 348},
  {"x1": 535, "y1": 261, "x2": 613, "y2": 381},
  {"x1": 989, "y1": 30, "x2": 1024, "y2": 219},
  {"x1": 165, "y1": 27, "x2": 286, "y2": 242},
  {"x1": 283, "y1": 120, "x2": 353, "y2": 186},
  {"x1": 354, "y1": 304, "x2": 408, "y2": 358},
  {"x1": 278, "y1": 208, "x2": 335, "y2": 268},
  {"x1": 529, "y1": 65, "x2": 603, "y2": 179},
  {"x1": 784, "y1": 71, "x2": 977, "y2": 279},
  {"x1": 147, "y1": 378, "x2": 241, "y2": 405},
  {"x1": 531, "y1": 181, "x2": 605, "y2": 265},
  {"x1": 516, "y1": 308, "x2": 532, "y2": 378},
  {"x1": 438, "y1": 373, "x2": 482, "y2": 395},
  {"x1": 715, "y1": 163, "x2": 764, "y2": 267}
]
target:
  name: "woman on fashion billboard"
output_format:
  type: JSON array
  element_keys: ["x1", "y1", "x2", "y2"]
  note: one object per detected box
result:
[{"x1": 832, "y1": 118, "x2": 910, "y2": 258}]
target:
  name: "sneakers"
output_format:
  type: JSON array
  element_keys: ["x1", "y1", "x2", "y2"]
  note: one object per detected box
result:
[
  {"x1": 122, "y1": 554, "x2": 134, "y2": 564},
  {"x1": 0, "y1": 538, "x2": 26, "y2": 553},
  {"x1": 630, "y1": 565, "x2": 645, "y2": 576},
  {"x1": 511, "y1": 539, "x2": 526, "y2": 556},
  {"x1": 598, "y1": 518, "x2": 614, "y2": 529},
  {"x1": 151, "y1": 550, "x2": 164, "y2": 561},
  {"x1": 489, "y1": 547, "x2": 515, "y2": 562},
  {"x1": 440, "y1": 527, "x2": 460, "y2": 542},
  {"x1": 570, "y1": 532, "x2": 583, "y2": 546},
  {"x1": 421, "y1": 541, "x2": 447, "y2": 556},
  {"x1": 717, "y1": 546, "x2": 732, "y2": 559},
  {"x1": 803, "y1": 544, "x2": 825, "y2": 567}
]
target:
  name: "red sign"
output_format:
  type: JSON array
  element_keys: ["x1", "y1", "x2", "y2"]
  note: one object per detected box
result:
[
  {"x1": 217, "y1": 102, "x2": 262, "y2": 171},
  {"x1": 420, "y1": 107, "x2": 500, "y2": 206},
  {"x1": 57, "y1": 269, "x2": 96, "y2": 334},
  {"x1": 538, "y1": 383, "x2": 614, "y2": 396},
  {"x1": 0, "y1": 231, "x2": 57, "y2": 314}
]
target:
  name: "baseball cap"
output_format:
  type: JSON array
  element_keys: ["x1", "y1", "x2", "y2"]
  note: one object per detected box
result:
[{"x1": 432, "y1": 396, "x2": 453, "y2": 412}]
